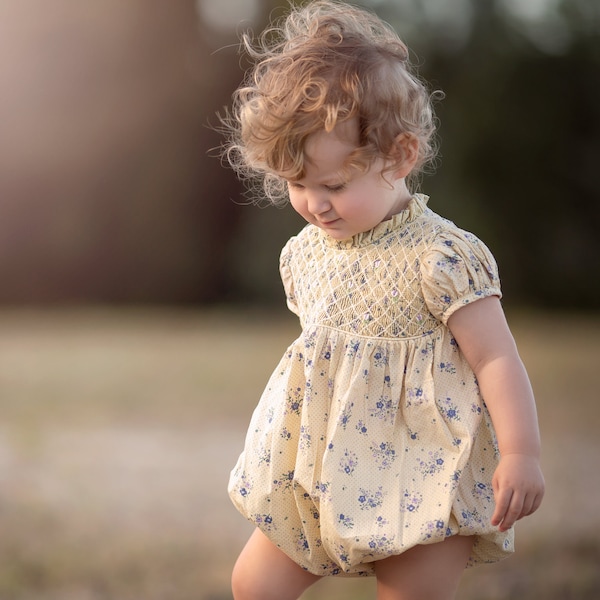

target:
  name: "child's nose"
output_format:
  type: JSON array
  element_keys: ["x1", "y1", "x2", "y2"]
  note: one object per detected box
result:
[{"x1": 306, "y1": 189, "x2": 331, "y2": 215}]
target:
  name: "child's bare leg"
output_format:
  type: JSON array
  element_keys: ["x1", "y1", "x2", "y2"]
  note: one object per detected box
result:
[
  {"x1": 231, "y1": 528, "x2": 321, "y2": 600},
  {"x1": 374, "y1": 535, "x2": 474, "y2": 600}
]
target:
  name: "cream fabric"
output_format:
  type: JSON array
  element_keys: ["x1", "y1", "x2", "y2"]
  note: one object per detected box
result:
[{"x1": 229, "y1": 195, "x2": 513, "y2": 576}]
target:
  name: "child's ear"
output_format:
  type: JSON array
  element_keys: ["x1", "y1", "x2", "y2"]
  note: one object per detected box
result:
[{"x1": 390, "y1": 132, "x2": 419, "y2": 178}]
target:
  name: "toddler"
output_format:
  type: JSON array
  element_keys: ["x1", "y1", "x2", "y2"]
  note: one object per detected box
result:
[{"x1": 222, "y1": 2, "x2": 545, "y2": 599}]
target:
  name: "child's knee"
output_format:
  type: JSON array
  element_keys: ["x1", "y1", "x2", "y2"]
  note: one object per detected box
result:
[
  {"x1": 231, "y1": 531, "x2": 320, "y2": 600},
  {"x1": 231, "y1": 556, "x2": 269, "y2": 600}
]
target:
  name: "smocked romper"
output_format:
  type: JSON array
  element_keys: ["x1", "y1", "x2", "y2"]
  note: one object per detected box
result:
[{"x1": 228, "y1": 194, "x2": 514, "y2": 576}]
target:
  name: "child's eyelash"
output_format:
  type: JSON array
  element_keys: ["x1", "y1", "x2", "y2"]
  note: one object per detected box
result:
[{"x1": 287, "y1": 182, "x2": 346, "y2": 192}]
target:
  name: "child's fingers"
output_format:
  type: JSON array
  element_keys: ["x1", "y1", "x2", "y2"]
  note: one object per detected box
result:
[
  {"x1": 491, "y1": 486, "x2": 513, "y2": 528},
  {"x1": 492, "y1": 487, "x2": 530, "y2": 531},
  {"x1": 522, "y1": 490, "x2": 543, "y2": 518},
  {"x1": 493, "y1": 487, "x2": 543, "y2": 531}
]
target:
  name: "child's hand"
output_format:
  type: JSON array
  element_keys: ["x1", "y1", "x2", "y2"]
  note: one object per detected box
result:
[{"x1": 491, "y1": 453, "x2": 545, "y2": 532}]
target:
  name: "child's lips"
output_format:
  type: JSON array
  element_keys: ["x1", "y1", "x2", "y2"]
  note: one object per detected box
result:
[{"x1": 319, "y1": 218, "x2": 340, "y2": 226}]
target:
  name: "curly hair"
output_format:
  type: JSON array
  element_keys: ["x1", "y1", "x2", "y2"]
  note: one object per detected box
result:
[{"x1": 221, "y1": 0, "x2": 441, "y2": 205}]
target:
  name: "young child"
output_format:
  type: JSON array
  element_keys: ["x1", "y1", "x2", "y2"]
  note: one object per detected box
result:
[{"x1": 222, "y1": 2, "x2": 545, "y2": 599}]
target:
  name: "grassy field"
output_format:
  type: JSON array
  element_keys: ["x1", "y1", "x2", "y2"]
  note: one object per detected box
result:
[{"x1": 0, "y1": 307, "x2": 598, "y2": 599}]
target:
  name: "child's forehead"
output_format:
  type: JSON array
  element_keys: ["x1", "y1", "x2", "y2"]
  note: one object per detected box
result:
[
  {"x1": 304, "y1": 119, "x2": 359, "y2": 162},
  {"x1": 304, "y1": 128, "x2": 356, "y2": 175}
]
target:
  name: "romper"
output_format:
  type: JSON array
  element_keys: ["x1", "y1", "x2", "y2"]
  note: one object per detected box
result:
[{"x1": 229, "y1": 194, "x2": 514, "y2": 576}]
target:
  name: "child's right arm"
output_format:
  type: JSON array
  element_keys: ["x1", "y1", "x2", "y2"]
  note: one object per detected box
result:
[{"x1": 447, "y1": 296, "x2": 545, "y2": 532}]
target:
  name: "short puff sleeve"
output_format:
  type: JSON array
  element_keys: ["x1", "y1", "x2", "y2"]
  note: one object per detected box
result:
[
  {"x1": 420, "y1": 229, "x2": 502, "y2": 325},
  {"x1": 279, "y1": 237, "x2": 300, "y2": 316}
]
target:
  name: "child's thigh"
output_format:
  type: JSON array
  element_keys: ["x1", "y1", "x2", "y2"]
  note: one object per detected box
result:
[
  {"x1": 373, "y1": 535, "x2": 474, "y2": 600},
  {"x1": 231, "y1": 528, "x2": 321, "y2": 600}
]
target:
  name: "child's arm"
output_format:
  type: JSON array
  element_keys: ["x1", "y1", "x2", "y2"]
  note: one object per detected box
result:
[{"x1": 447, "y1": 296, "x2": 545, "y2": 532}]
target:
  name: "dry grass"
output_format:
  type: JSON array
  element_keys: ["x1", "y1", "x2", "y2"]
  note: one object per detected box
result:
[{"x1": 0, "y1": 307, "x2": 598, "y2": 599}]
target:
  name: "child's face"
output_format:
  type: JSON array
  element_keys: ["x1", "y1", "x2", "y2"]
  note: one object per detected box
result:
[{"x1": 287, "y1": 121, "x2": 412, "y2": 241}]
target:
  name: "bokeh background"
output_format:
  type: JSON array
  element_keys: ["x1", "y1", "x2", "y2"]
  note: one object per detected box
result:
[{"x1": 0, "y1": 0, "x2": 598, "y2": 598}]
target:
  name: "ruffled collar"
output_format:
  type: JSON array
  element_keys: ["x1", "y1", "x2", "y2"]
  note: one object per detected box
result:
[{"x1": 320, "y1": 194, "x2": 429, "y2": 249}]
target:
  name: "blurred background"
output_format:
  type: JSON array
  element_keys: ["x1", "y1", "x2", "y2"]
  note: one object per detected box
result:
[{"x1": 0, "y1": 0, "x2": 598, "y2": 598}]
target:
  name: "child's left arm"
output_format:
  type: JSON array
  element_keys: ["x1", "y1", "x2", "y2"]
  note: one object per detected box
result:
[{"x1": 447, "y1": 296, "x2": 545, "y2": 532}]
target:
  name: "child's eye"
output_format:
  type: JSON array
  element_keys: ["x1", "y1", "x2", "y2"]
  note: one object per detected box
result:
[
  {"x1": 287, "y1": 181, "x2": 305, "y2": 190},
  {"x1": 325, "y1": 184, "x2": 346, "y2": 193}
]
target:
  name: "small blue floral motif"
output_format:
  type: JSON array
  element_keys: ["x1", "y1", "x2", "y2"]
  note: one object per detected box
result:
[
  {"x1": 370, "y1": 395, "x2": 397, "y2": 421},
  {"x1": 333, "y1": 543, "x2": 352, "y2": 567},
  {"x1": 357, "y1": 486, "x2": 385, "y2": 510},
  {"x1": 296, "y1": 530, "x2": 310, "y2": 553},
  {"x1": 346, "y1": 340, "x2": 361, "y2": 358},
  {"x1": 450, "y1": 469, "x2": 462, "y2": 491},
  {"x1": 257, "y1": 445, "x2": 271, "y2": 465},
  {"x1": 337, "y1": 513, "x2": 354, "y2": 529},
  {"x1": 314, "y1": 480, "x2": 332, "y2": 503},
  {"x1": 400, "y1": 489, "x2": 424, "y2": 513},
  {"x1": 273, "y1": 470, "x2": 295, "y2": 491},
  {"x1": 472, "y1": 481, "x2": 494, "y2": 503},
  {"x1": 421, "y1": 519, "x2": 447, "y2": 540},
  {"x1": 339, "y1": 449, "x2": 359, "y2": 475},
  {"x1": 266, "y1": 406, "x2": 275, "y2": 424},
  {"x1": 367, "y1": 534, "x2": 396, "y2": 555},
  {"x1": 254, "y1": 513, "x2": 275, "y2": 532},
  {"x1": 338, "y1": 403, "x2": 354, "y2": 429},
  {"x1": 372, "y1": 347, "x2": 389, "y2": 367},
  {"x1": 471, "y1": 403, "x2": 482, "y2": 415},
  {"x1": 375, "y1": 515, "x2": 389, "y2": 528},
  {"x1": 406, "y1": 387, "x2": 424, "y2": 407},
  {"x1": 356, "y1": 420, "x2": 368, "y2": 435},
  {"x1": 439, "y1": 361, "x2": 457, "y2": 374},
  {"x1": 322, "y1": 562, "x2": 342, "y2": 576},
  {"x1": 285, "y1": 387, "x2": 303, "y2": 416},
  {"x1": 303, "y1": 330, "x2": 318, "y2": 349},
  {"x1": 438, "y1": 397, "x2": 460, "y2": 421},
  {"x1": 420, "y1": 340, "x2": 435, "y2": 356},
  {"x1": 370, "y1": 441, "x2": 396, "y2": 470},
  {"x1": 299, "y1": 425, "x2": 311, "y2": 450},
  {"x1": 460, "y1": 507, "x2": 485, "y2": 529},
  {"x1": 416, "y1": 450, "x2": 445, "y2": 478},
  {"x1": 236, "y1": 472, "x2": 253, "y2": 498}
]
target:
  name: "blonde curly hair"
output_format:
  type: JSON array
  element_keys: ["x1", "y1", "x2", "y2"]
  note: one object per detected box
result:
[{"x1": 222, "y1": 0, "x2": 441, "y2": 204}]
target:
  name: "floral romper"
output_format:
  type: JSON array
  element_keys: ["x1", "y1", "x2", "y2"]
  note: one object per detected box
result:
[{"x1": 228, "y1": 194, "x2": 514, "y2": 576}]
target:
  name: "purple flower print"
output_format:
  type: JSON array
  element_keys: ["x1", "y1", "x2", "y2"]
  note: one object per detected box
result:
[
  {"x1": 337, "y1": 513, "x2": 354, "y2": 529},
  {"x1": 254, "y1": 513, "x2": 275, "y2": 532},
  {"x1": 356, "y1": 420, "x2": 368, "y2": 435},
  {"x1": 438, "y1": 396, "x2": 460, "y2": 422},
  {"x1": 400, "y1": 489, "x2": 423, "y2": 513},
  {"x1": 421, "y1": 519, "x2": 447, "y2": 540},
  {"x1": 285, "y1": 387, "x2": 303, "y2": 416},
  {"x1": 339, "y1": 449, "x2": 359, "y2": 475},
  {"x1": 472, "y1": 481, "x2": 494, "y2": 503},
  {"x1": 357, "y1": 486, "x2": 385, "y2": 510},
  {"x1": 415, "y1": 450, "x2": 446, "y2": 478},
  {"x1": 370, "y1": 395, "x2": 397, "y2": 421},
  {"x1": 370, "y1": 441, "x2": 396, "y2": 470},
  {"x1": 406, "y1": 387, "x2": 424, "y2": 407},
  {"x1": 338, "y1": 403, "x2": 354, "y2": 430}
]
